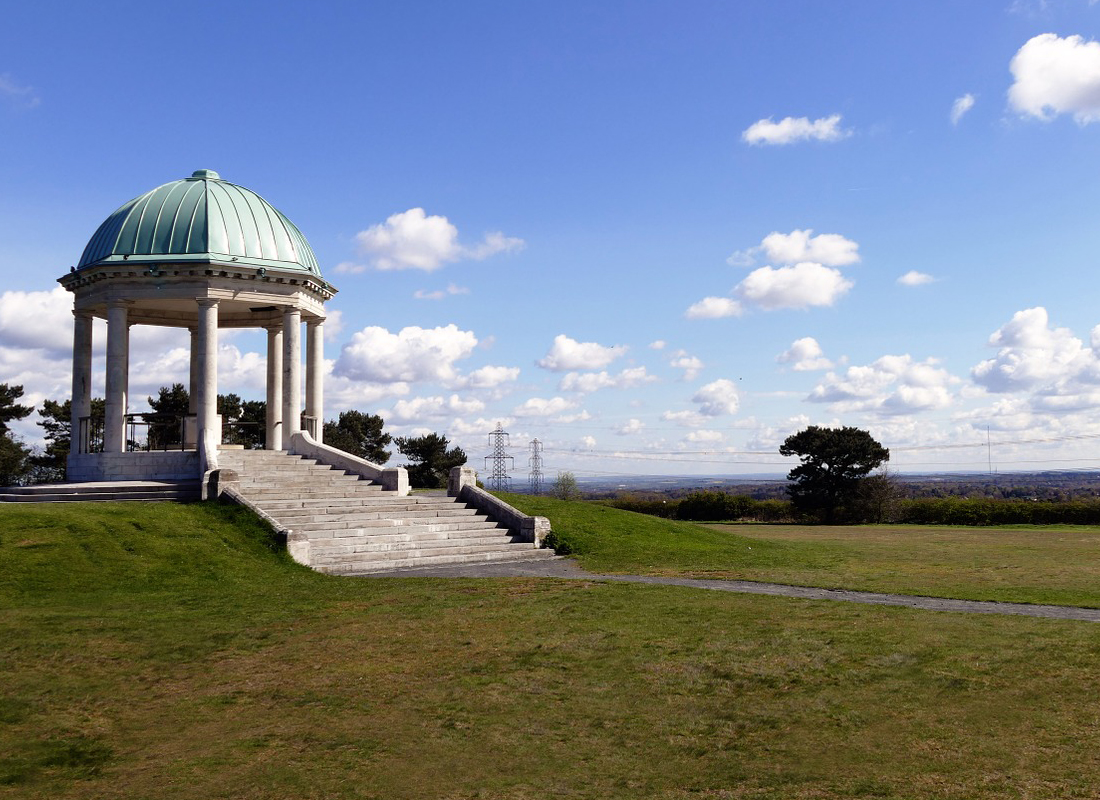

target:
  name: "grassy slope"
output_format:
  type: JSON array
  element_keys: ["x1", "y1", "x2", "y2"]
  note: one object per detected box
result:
[
  {"x1": 3, "y1": 502, "x2": 1100, "y2": 799},
  {"x1": 502, "y1": 494, "x2": 1100, "y2": 607}
]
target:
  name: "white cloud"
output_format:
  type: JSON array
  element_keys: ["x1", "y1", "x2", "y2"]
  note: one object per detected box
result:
[
  {"x1": 0, "y1": 287, "x2": 74, "y2": 355},
  {"x1": 669, "y1": 351, "x2": 704, "y2": 381},
  {"x1": 810, "y1": 354, "x2": 957, "y2": 415},
  {"x1": 735, "y1": 262, "x2": 853, "y2": 309},
  {"x1": 897, "y1": 270, "x2": 935, "y2": 286},
  {"x1": 537, "y1": 334, "x2": 624, "y2": 372},
  {"x1": 692, "y1": 379, "x2": 741, "y2": 416},
  {"x1": 322, "y1": 309, "x2": 345, "y2": 342},
  {"x1": 1008, "y1": 33, "x2": 1100, "y2": 123},
  {"x1": 580, "y1": 435, "x2": 597, "y2": 448},
  {"x1": 777, "y1": 337, "x2": 833, "y2": 371},
  {"x1": 453, "y1": 365, "x2": 520, "y2": 391},
  {"x1": 513, "y1": 396, "x2": 578, "y2": 417},
  {"x1": 951, "y1": 93, "x2": 976, "y2": 125},
  {"x1": 354, "y1": 208, "x2": 524, "y2": 271},
  {"x1": 446, "y1": 416, "x2": 516, "y2": 439},
  {"x1": 741, "y1": 114, "x2": 851, "y2": 146},
  {"x1": 971, "y1": 307, "x2": 1089, "y2": 392},
  {"x1": 649, "y1": 340, "x2": 667, "y2": 350},
  {"x1": 0, "y1": 73, "x2": 40, "y2": 109},
  {"x1": 685, "y1": 429, "x2": 724, "y2": 444},
  {"x1": 728, "y1": 229, "x2": 860, "y2": 269},
  {"x1": 414, "y1": 283, "x2": 470, "y2": 301},
  {"x1": 559, "y1": 366, "x2": 656, "y2": 394},
  {"x1": 757, "y1": 229, "x2": 860, "y2": 267},
  {"x1": 661, "y1": 409, "x2": 706, "y2": 427},
  {"x1": 390, "y1": 394, "x2": 485, "y2": 422},
  {"x1": 685, "y1": 297, "x2": 743, "y2": 319},
  {"x1": 325, "y1": 375, "x2": 411, "y2": 412},
  {"x1": 615, "y1": 418, "x2": 645, "y2": 436},
  {"x1": 334, "y1": 324, "x2": 478, "y2": 383}
]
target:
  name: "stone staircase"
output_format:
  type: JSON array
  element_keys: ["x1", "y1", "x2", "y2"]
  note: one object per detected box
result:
[
  {"x1": 216, "y1": 449, "x2": 557, "y2": 575},
  {"x1": 0, "y1": 480, "x2": 200, "y2": 503}
]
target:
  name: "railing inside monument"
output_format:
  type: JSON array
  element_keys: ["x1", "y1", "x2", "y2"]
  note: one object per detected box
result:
[
  {"x1": 222, "y1": 421, "x2": 265, "y2": 449},
  {"x1": 78, "y1": 416, "x2": 104, "y2": 454},
  {"x1": 126, "y1": 413, "x2": 193, "y2": 452},
  {"x1": 302, "y1": 414, "x2": 318, "y2": 439}
]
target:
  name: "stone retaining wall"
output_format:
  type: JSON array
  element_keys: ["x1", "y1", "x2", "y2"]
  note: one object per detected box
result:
[
  {"x1": 448, "y1": 466, "x2": 551, "y2": 546},
  {"x1": 68, "y1": 451, "x2": 199, "y2": 482}
]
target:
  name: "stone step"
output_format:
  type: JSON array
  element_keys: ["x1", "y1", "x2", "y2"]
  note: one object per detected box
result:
[
  {"x1": 236, "y1": 477, "x2": 369, "y2": 489},
  {"x1": 295, "y1": 518, "x2": 502, "y2": 535},
  {"x1": 237, "y1": 488, "x2": 386, "y2": 499},
  {"x1": 279, "y1": 508, "x2": 483, "y2": 527},
  {"x1": 311, "y1": 539, "x2": 540, "y2": 566},
  {"x1": 264, "y1": 499, "x2": 470, "y2": 517},
  {"x1": 248, "y1": 496, "x2": 420, "y2": 513},
  {"x1": 0, "y1": 481, "x2": 200, "y2": 503},
  {"x1": 309, "y1": 533, "x2": 526, "y2": 556},
  {"x1": 316, "y1": 548, "x2": 560, "y2": 576},
  {"x1": 236, "y1": 466, "x2": 356, "y2": 479},
  {"x1": 306, "y1": 524, "x2": 508, "y2": 546}
]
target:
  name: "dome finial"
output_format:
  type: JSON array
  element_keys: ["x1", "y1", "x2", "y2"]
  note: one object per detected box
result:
[{"x1": 191, "y1": 169, "x2": 220, "y2": 180}]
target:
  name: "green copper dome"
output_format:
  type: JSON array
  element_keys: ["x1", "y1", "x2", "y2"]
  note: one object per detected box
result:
[{"x1": 77, "y1": 170, "x2": 320, "y2": 275}]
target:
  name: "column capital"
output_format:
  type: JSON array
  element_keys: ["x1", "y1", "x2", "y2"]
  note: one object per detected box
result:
[
  {"x1": 196, "y1": 298, "x2": 218, "y2": 309},
  {"x1": 106, "y1": 298, "x2": 132, "y2": 310},
  {"x1": 72, "y1": 308, "x2": 94, "y2": 320}
]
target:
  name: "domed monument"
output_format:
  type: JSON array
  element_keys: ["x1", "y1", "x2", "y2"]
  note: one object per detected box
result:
[
  {"x1": 59, "y1": 170, "x2": 336, "y2": 484},
  {"x1": 50, "y1": 169, "x2": 552, "y2": 573}
]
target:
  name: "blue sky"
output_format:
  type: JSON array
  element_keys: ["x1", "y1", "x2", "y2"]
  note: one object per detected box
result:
[{"x1": 4, "y1": 0, "x2": 1100, "y2": 477}]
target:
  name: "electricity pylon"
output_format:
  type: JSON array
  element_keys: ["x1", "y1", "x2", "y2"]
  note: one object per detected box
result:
[
  {"x1": 484, "y1": 423, "x2": 514, "y2": 491},
  {"x1": 528, "y1": 438, "x2": 544, "y2": 494}
]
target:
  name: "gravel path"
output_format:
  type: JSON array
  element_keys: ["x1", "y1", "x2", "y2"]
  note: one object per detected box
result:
[{"x1": 358, "y1": 556, "x2": 1100, "y2": 623}]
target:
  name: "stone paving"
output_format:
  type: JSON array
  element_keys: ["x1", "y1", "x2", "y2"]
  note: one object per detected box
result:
[{"x1": 357, "y1": 556, "x2": 1100, "y2": 623}]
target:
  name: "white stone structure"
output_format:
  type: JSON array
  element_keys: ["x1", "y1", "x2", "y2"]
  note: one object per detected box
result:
[{"x1": 58, "y1": 170, "x2": 335, "y2": 485}]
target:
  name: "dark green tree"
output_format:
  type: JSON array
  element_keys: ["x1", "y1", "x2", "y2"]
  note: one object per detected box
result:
[
  {"x1": 324, "y1": 411, "x2": 391, "y2": 464},
  {"x1": 0, "y1": 384, "x2": 34, "y2": 485},
  {"x1": 237, "y1": 400, "x2": 266, "y2": 449},
  {"x1": 779, "y1": 425, "x2": 890, "y2": 523},
  {"x1": 32, "y1": 397, "x2": 105, "y2": 481},
  {"x1": 217, "y1": 393, "x2": 264, "y2": 448},
  {"x1": 394, "y1": 432, "x2": 465, "y2": 489},
  {"x1": 0, "y1": 383, "x2": 33, "y2": 434},
  {"x1": 146, "y1": 383, "x2": 190, "y2": 448}
]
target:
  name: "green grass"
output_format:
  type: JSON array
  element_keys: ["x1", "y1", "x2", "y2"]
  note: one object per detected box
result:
[
  {"x1": 4, "y1": 501, "x2": 1100, "y2": 798},
  {"x1": 502, "y1": 494, "x2": 1100, "y2": 607}
]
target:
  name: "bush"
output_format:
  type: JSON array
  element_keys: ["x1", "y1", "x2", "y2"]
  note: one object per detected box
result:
[
  {"x1": 892, "y1": 498, "x2": 1100, "y2": 526},
  {"x1": 676, "y1": 491, "x2": 752, "y2": 521}
]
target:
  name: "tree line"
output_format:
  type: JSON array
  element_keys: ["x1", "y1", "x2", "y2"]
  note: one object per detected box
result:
[{"x1": 0, "y1": 382, "x2": 465, "y2": 489}]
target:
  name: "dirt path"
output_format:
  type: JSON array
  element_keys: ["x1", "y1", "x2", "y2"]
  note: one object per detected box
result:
[{"x1": 359, "y1": 557, "x2": 1100, "y2": 623}]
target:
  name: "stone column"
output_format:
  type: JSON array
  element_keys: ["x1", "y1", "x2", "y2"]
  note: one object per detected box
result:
[
  {"x1": 103, "y1": 300, "x2": 129, "y2": 452},
  {"x1": 195, "y1": 299, "x2": 220, "y2": 473},
  {"x1": 305, "y1": 319, "x2": 324, "y2": 442},
  {"x1": 266, "y1": 325, "x2": 283, "y2": 450},
  {"x1": 70, "y1": 310, "x2": 93, "y2": 455},
  {"x1": 282, "y1": 307, "x2": 302, "y2": 439},
  {"x1": 185, "y1": 326, "x2": 199, "y2": 449}
]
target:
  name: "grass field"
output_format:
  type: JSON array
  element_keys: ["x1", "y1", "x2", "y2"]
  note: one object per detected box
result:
[
  {"x1": 502, "y1": 494, "x2": 1100, "y2": 607},
  {"x1": 3, "y1": 501, "x2": 1100, "y2": 799}
]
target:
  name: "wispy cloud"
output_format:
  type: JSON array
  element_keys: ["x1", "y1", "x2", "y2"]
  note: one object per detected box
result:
[
  {"x1": 950, "y1": 93, "x2": 975, "y2": 125},
  {"x1": 0, "y1": 74, "x2": 40, "y2": 109}
]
